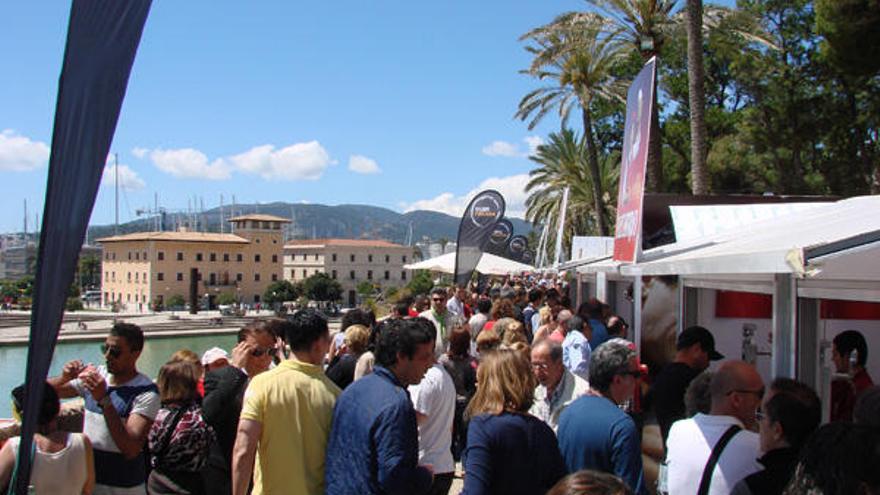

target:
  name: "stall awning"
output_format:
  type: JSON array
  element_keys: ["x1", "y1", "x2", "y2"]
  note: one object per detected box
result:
[
  {"x1": 619, "y1": 196, "x2": 880, "y2": 278},
  {"x1": 404, "y1": 252, "x2": 535, "y2": 276}
]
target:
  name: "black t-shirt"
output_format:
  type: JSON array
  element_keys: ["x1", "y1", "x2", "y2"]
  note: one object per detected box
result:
[{"x1": 650, "y1": 362, "x2": 701, "y2": 443}]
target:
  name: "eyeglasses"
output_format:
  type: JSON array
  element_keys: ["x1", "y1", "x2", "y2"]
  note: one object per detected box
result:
[
  {"x1": 530, "y1": 362, "x2": 550, "y2": 371},
  {"x1": 100, "y1": 344, "x2": 123, "y2": 359},
  {"x1": 431, "y1": 298, "x2": 445, "y2": 303},
  {"x1": 251, "y1": 346, "x2": 278, "y2": 358},
  {"x1": 728, "y1": 387, "x2": 765, "y2": 399}
]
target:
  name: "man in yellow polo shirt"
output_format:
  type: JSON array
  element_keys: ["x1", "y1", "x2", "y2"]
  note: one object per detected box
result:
[{"x1": 231, "y1": 310, "x2": 341, "y2": 495}]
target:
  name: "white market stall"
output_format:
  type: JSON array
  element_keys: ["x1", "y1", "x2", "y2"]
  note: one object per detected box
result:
[
  {"x1": 404, "y1": 251, "x2": 535, "y2": 276},
  {"x1": 579, "y1": 195, "x2": 880, "y2": 419}
]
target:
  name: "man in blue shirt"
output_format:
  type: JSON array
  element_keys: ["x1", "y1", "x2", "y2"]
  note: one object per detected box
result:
[
  {"x1": 562, "y1": 315, "x2": 592, "y2": 381},
  {"x1": 325, "y1": 317, "x2": 436, "y2": 495},
  {"x1": 557, "y1": 338, "x2": 647, "y2": 495},
  {"x1": 578, "y1": 298, "x2": 610, "y2": 349}
]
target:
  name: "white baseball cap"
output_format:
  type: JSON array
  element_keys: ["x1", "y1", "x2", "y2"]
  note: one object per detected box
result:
[{"x1": 201, "y1": 347, "x2": 229, "y2": 366}]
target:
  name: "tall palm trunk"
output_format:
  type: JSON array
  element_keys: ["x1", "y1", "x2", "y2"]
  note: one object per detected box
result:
[
  {"x1": 581, "y1": 107, "x2": 609, "y2": 236},
  {"x1": 687, "y1": 0, "x2": 709, "y2": 194}
]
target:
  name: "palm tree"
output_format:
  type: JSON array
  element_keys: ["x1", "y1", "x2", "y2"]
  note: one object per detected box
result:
[
  {"x1": 525, "y1": 130, "x2": 618, "y2": 258},
  {"x1": 686, "y1": 0, "x2": 709, "y2": 194},
  {"x1": 517, "y1": 15, "x2": 626, "y2": 236}
]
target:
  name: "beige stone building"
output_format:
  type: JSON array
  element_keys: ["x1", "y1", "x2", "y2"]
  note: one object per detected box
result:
[
  {"x1": 284, "y1": 239, "x2": 414, "y2": 306},
  {"x1": 98, "y1": 214, "x2": 289, "y2": 311}
]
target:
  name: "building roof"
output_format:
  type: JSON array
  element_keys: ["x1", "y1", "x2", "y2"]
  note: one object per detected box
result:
[
  {"x1": 97, "y1": 231, "x2": 250, "y2": 244},
  {"x1": 285, "y1": 238, "x2": 408, "y2": 249},
  {"x1": 227, "y1": 214, "x2": 291, "y2": 223}
]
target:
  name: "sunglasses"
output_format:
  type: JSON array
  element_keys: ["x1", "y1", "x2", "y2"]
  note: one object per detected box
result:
[
  {"x1": 100, "y1": 344, "x2": 123, "y2": 359},
  {"x1": 728, "y1": 387, "x2": 765, "y2": 400},
  {"x1": 251, "y1": 346, "x2": 278, "y2": 357},
  {"x1": 618, "y1": 370, "x2": 641, "y2": 379},
  {"x1": 431, "y1": 298, "x2": 445, "y2": 302}
]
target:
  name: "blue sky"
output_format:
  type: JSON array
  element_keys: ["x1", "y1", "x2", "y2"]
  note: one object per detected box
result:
[{"x1": 0, "y1": 1, "x2": 730, "y2": 233}]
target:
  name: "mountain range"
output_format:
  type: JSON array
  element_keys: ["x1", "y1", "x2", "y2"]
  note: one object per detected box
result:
[{"x1": 86, "y1": 202, "x2": 534, "y2": 246}]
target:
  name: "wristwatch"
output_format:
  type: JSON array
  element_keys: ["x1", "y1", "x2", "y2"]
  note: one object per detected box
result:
[{"x1": 97, "y1": 395, "x2": 112, "y2": 410}]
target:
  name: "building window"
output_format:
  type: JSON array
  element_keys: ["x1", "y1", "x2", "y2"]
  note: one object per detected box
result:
[
  {"x1": 105, "y1": 252, "x2": 110, "y2": 261},
  {"x1": 143, "y1": 251, "x2": 147, "y2": 260},
  {"x1": 367, "y1": 270, "x2": 373, "y2": 280},
  {"x1": 112, "y1": 252, "x2": 116, "y2": 260},
  {"x1": 314, "y1": 254, "x2": 318, "y2": 261},
  {"x1": 177, "y1": 252, "x2": 184, "y2": 261},
  {"x1": 127, "y1": 272, "x2": 132, "y2": 282},
  {"x1": 210, "y1": 253, "x2": 216, "y2": 262},
  {"x1": 104, "y1": 271, "x2": 108, "y2": 280},
  {"x1": 302, "y1": 254, "x2": 307, "y2": 261},
  {"x1": 197, "y1": 273, "x2": 203, "y2": 281},
  {"x1": 143, "y1": 272, "x2": 147, "y2": 283},
  {"x1": 272, "y1": 255, "x2": 278, "y2": 263},
  {"x1": 384, "y1": 270, "x2": 390, "y2": 280},
  {"x1": 332, "y1": 270, "x2": 337, "y2": 279},
  {"x1": 128, "y1": 252, "x2": 132, "y2": 260},
  {"x1": 332, "y1": 253, "x2": 337, "y2": 262},
  {"x1": 135, "y1": 252, "x2": 139, "y2": 261},
  {"x1": 368, "y1": 254, "x2": 373, "y2": 263},
  {"x1": 237, "y1": 254, "x2": 243, "y2": 262},
  {"x1": 111, "y1": 272, "x2": 116, "y2": 281},
  {"x1": 223, "y1": 253, "x2": 230, "y2": 262},
  {"x1": 254, "y1": 294, "x2": 261, "y2": 303},
  {"x1": 350, "y1": 254, "x2": 355, "y2": 262},
  {"x1": 385, "y1": 255, "x2": 390, "y2": 263},
  {"x1": 209, "y1": 273, "x2": 216, "y2": 285},
  {"x1": 157, "y1": 273, "x2": 164, "y2": 281},
  {"x1": 177, "y1": 273, "x2": 183, "y2": 281},
  {"x1": 196, "y1": 253, "x2": 203, "y2": 262},
  {"x1": 254, "y1": 273, "x2": 261, "y2": 282},
  {"x1": 401, "y1": 271, "x2": 407, "y2": 281},
  {"x1": 302, "y1": 269, "x2": 307, "y2": 278},
  {"x1": 255, "y1": 254, "x2": 261, "y2": 263},
  {"x1": 236, "y1": 273, "x2": 243, "y2": 282},
  {"x1": 402, "y1": 255, "x2": 407, "y2": 263},
  {"x1": 158, "y1": 251, "x2": 165, "y2": 261},
  {"x1": 350, "y1": 270, "x2": 355, "y2": 280},
  {"x1": 271, "y1": 273, "x2": 278, "y2": 281}
]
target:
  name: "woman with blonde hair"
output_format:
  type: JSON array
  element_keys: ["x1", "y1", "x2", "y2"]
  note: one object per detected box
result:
[
  {"x1": 326, "y1": 323, "x2": 371, "y2": 389},
  {"x1": 461, "y1": 349, "x2": 566, "y2": 495}
]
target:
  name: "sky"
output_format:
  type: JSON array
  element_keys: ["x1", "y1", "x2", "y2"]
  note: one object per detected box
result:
[{"x1": 0, "y1": 1, "x2": 729, "y2": 234}]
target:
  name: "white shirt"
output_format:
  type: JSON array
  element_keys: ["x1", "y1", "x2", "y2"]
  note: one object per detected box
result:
[
  {"x1": 419, "y1": 309, "x2": 461, "y2": 356},
  {"x1": 408, "y1": 364, "x2": 456, "y2": 474},
  {"x1": 446, "y1": 296, "x2": 465, "y2": 318},
  {"x1": 666, "y1": 414, "x2": 762, "y2": 495}
]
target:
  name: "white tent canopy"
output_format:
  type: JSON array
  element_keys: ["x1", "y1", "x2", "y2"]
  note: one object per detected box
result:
[{"x1": 404, "y1": 252, "x2": 535, "y2": 276}]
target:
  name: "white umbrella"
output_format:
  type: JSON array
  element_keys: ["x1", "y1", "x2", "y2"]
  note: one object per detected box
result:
[{"x1": 404, "y1": 252, "x2": 535, "y2": 276}]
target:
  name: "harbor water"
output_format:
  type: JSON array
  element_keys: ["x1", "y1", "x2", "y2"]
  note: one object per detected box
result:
[{"x1": 0, "y1": 333, "x2": 238, "y2": 418}]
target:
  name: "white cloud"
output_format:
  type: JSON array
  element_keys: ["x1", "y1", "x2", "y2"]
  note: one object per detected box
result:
[
  {"x1": 131, "y1": 147, "x2": 148, "y2": 159},
  {"x1": 348, "y1": 155, "x2": 381, "y2": 174},
  {"x1": 482, "y1": 136, "x2": 545, "y2": 158},
  {"x1": 402, "y1": 173, "x2": 530, "y2": 219},
  {"x1": 524, "y1": 135, "x2": 544, "y2": 155},
  {"x1": 230, "y1": 141, "x2": 331, "y2": 181},
  {"x1": 149, "y1": 147, "x2": 232, "y2": 180},
  {"x1": 102, "y1": 164, "x2": 145, "y2": 191},
  {"x1": 481, "y1": 140, "x2": 521, "y2": 158},
  {"x1": 0, "y1": 129, "x2": 50, "y2": 171}
]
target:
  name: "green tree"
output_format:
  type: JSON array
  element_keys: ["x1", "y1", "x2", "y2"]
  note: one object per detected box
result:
[
  {"x1": 525, "y1": 129, "x2": 618, "y2": 259},
  {"x1": 78, "y1": 255, "x2": 101, "y2": 290},
  {"x1": 167, "y1": 294, "x2": 186, "y2": 309},
  {"x1": 217, "y1": 291, "x2": 237, "y2": 306},
  {"x1": 303, "y1": 273, "x2": 342, "y2": 302},
  {"x1": 406, "y1": 270, "x2": 434, "y2": 296},
  {"x1": 356, "y1": 281, "x2": 375, "y2": 298},
  {"x1": 263, "y1": 280, "x2": 301, "y2": 304},
  {"x1": 815, "y1": 0, "x2": 880, "y2": 77},
  {"x1": 518, "y1": 15, "x2": 626, "y2": 235}
]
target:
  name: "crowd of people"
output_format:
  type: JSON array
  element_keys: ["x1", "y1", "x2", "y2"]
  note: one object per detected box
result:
[{"x1": 0, "y1": 274, "x2": 878, "y2": 495}]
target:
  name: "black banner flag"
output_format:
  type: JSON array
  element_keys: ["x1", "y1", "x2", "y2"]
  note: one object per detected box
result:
[
  {"x1": 13, "y1": 2, "x2": 152, "y2": 493},
  {"x1": 486, "y1": 218, "x2": 514, "y2": 256},
  {"x1": 507, "y1": 234, "x2": 529, "y2": 262},
  {"x1": 454, "y1": 190, "x2": 505, "y2": 286}
]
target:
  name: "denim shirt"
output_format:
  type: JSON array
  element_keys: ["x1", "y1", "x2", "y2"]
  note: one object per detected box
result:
[{"x1": 325, "y1": 366, "x2": 433, "y2": 495}]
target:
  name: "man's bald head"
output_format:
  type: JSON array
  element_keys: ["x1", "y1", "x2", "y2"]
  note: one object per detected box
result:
[{"x1": 710, "y1": 360, "x2": 765, "y2": 428}]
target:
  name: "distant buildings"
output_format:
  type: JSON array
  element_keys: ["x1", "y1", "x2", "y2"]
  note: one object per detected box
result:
[
  {"x1": 284, "y1": 239, "x2": 414, "y2": 306},
  {"x1": 98, "y1": 214, "x2": 289, "y2": 311},
  {"x1": 0, "y1": 236, "x2": 36, "y2": 280}
]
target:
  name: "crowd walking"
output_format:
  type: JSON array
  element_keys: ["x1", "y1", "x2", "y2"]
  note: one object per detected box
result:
[{"x1": 0, "y1": 274, "x2": 878, "y2": 494}]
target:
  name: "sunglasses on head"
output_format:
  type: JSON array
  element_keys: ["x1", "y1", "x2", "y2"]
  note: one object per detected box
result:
[
  {"x1": 100, "y1": 344, "x2": 123, "y2": 359},
  {"x1": 251, "y1": 346, "x2": 277, "y2": 357}
]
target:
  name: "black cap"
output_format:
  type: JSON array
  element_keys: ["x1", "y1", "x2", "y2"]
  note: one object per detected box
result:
[{"x1": 676, "y1": 325, "x2": 724, "y2": 360}]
